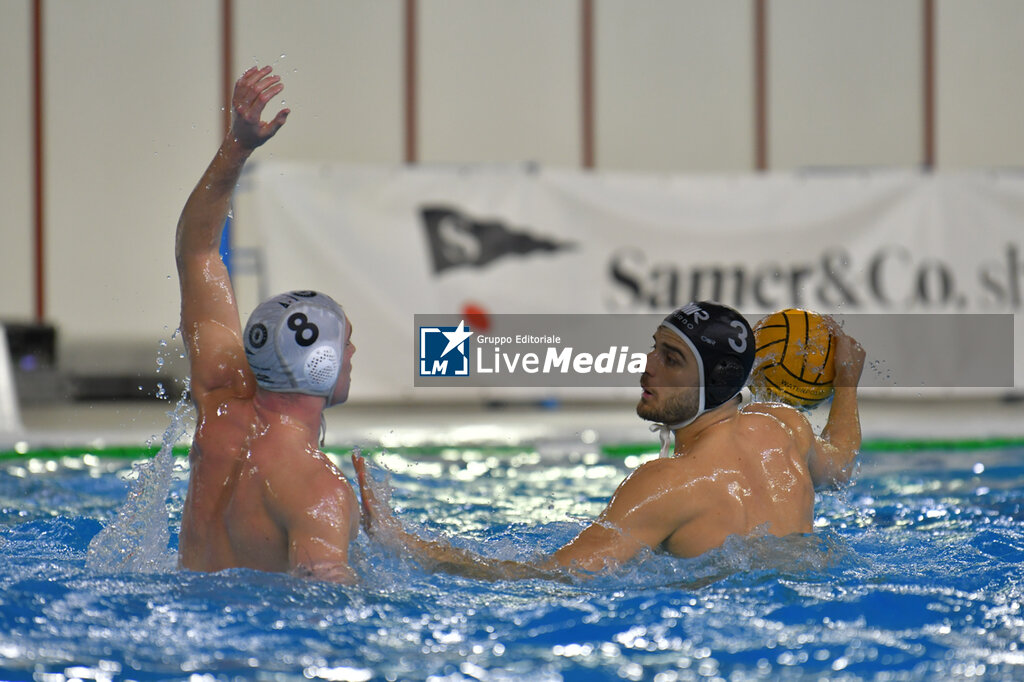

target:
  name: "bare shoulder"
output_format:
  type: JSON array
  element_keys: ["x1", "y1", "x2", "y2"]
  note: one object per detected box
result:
[
  {"x1": 591, "y1": 454, "x2": 711, "y2": 546},
  {"x1": 628, "y1": 456, "x2": 692, "y2": 484},
  {"x1": 185, "y1": 318, "x2": 257, "y2": 401},
  {"x1": 742, "y1": 399, "x2": 803, "y2": 422},
  {"x1": 741, "y1": 401, "x2": 815, "y2": 448},
  {"x1": 613, "y1": 456, "x2": 704, "y2": 504},
  {"x1": 256, "y1": 446, "x2": 359, "y2": 581},
  {"x1": 264, "y1": 449, "x2": 358, "y2": 521},
  {"x1": 268, "y1": 447, "x2": 352, "y2": 493}
]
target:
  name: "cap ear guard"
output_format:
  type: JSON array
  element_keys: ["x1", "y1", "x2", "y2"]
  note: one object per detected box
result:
[
  {"x1": 304, "y1": 346, "x2": 340, "y2": 392},
  {"x1": 706, "y1": 356, "x2": 746, "y2": 408}
]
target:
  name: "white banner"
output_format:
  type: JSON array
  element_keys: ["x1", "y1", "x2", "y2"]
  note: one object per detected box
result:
[{"x1": 243, "y1": 163, "x2": 1023, "y2": 401}]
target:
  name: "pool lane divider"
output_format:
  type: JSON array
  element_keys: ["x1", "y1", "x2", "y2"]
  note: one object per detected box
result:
[
  {"x1": 3, "y1": 436, "x2": 1024, "y2": 462},
  {"x1": 0, "y1": 445, "x2": 192, "y2": 462}
]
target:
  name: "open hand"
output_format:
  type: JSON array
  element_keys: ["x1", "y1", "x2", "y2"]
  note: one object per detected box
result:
[
  {"x1": 229, "y1": 65, "x2": 290, "y2": 150},
  {"x1": 351, "y1": 451, "x2": 404, "y2": 542}
]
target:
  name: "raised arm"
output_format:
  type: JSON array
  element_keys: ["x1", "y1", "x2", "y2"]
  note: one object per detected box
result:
[
  {"x1": 807, "y1": 324, "x2": 866, "y2": 488},
  {"x1": 175, "y1": 66, "x2": 289, "y2": 398}
]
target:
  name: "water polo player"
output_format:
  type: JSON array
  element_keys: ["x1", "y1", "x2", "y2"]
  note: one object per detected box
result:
[
  {"x1": 353, "y1": 301, "x2": 866, "y2": 579},
  {"x1": 176, "y1": 67, "x2": 359, "y2": 583}
]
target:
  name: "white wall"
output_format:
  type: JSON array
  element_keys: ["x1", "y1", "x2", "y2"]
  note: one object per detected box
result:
[
  {"x1": 0, "y1": 0, "x2": 33, "y2": 320},
  {"x1": 43, "y1": 0, "x2": 219, "y2": 373},
  {"x1": 233, "y1": 0, "x2": 404, "y2": 164},
  {"x1": 769, "y1": 0, "x2": 923, "y2": 169},
  {"x1": 937, "y1": 0, "x2": 1024, "y2": 167},
  {"x1": 419, "y1": 0, "x2": 580, "y2": 165},
  {"x1": 596, "y1": 0, "x2": 754, "y2": 172},
  {"x1": 1, "y1": 0, "x2": 1023, "y2": 380}
]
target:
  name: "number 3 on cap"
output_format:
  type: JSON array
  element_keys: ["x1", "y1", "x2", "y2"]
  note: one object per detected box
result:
[{"x1": 728, "y1": 320, "x2": 748, "y2": 353}]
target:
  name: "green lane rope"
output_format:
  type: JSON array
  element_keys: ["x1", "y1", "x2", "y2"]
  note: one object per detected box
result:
[{"x1": 2, "y1": 436, "x2": 1023, "y2": 463}]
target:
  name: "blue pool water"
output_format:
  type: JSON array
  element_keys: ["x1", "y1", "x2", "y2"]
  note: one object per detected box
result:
[{"x1": 1, "y1": 437, "x2": 1023, "y2": 681}]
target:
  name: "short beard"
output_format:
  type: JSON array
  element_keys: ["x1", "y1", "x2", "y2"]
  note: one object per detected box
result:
[{"x1": 636, "y1": 388, "x2": 701, "y2": 426}]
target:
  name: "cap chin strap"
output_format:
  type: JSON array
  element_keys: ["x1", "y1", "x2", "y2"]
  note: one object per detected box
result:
[
  {"x1": 651, "y1": 423, "x2": 674, "y2": 458},
  {"x1": 651, "y1": 326, "x2": 707, "y2": 457},
  {"x1": 651, "y1": 391, "x2": 745, "y2": 457},
  {"x1": 650, "y1": 414, "x2": 700, "y2": 458}
]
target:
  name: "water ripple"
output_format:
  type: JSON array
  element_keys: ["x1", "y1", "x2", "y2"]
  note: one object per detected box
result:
[{"x1": 0, "y1": 447, "x2": 1022, "y2": 680}]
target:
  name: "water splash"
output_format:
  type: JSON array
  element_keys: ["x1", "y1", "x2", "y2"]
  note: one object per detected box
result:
[{"x1": 86, "y1": 380, "x2": 192, "y2": 573}]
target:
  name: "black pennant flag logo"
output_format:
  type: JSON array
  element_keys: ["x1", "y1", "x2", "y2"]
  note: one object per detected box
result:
[{"x1": 421, "y1": 206, "x2": 574, "y2": 274}]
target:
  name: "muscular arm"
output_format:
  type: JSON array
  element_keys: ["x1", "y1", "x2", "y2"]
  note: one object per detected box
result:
[
  {"x1": 743, "y1": 324, "x2": 865, "y2": 490},
  {"x1": 352, "y1": 454, "x2": 692, "y2": 581},
  {"x1": 175, "y1": 66, "x2": 289, "y2": 398},
  {"x1": 807, "y1": 327, "x2": 866, "y2": 488},
  {"x1": 547, "y1": 459, "x2": 694, "y2": 571}
]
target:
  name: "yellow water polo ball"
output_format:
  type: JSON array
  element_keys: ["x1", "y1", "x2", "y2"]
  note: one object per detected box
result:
[{"x1": 750, "y1": 308, "x2": 835, "y2": 408}]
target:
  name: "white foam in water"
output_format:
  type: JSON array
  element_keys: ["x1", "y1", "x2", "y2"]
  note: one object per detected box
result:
[{"x1": 86, "y1": 381, "x2": 191, "y2": 573}]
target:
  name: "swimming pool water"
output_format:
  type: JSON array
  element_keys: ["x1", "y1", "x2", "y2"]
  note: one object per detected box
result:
[{"x1": 1, "y1": 442, "x2": 1022, "y2": 681}]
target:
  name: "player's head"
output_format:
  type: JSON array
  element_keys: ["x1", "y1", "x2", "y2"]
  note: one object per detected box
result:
[
  {"x1": 638, "y1": 301, "x2": 754, "y2": 428},
  {"x1": 243, "y1": 291, "x2": 353, "y2": 405}
]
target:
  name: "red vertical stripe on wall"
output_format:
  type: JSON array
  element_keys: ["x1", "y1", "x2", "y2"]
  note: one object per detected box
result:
[
  {"x1": 404, "y1": 0, "x2": 418, "y2": 164},
  {"x1": 922, "y1": 0, "x2": 936, "y2": 168},
  {"x1": 222, "y1": 0, "x2": 234, "y2": 135},
  {"x1": 32, "y1": 0, "x2": 45, "y2": 321},
  {"x1": 581, "y1": 0, "x2": 595, "y2": 169},
  {"x1": 753, "y1": 0, "x2": 768, "y2": 171}
]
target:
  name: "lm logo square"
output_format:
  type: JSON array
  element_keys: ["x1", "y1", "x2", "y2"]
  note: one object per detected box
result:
[{"x1": 419, "y1": 320, "x2": 471, "y2": 377}]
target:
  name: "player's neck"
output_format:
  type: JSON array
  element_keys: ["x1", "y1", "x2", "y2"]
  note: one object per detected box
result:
[
  {"x1": 253, "y1": 389, "x2": 326, "y2": 435},
  {"x1": 673, "y1": 399, "x2": 739, "y2": 452}
]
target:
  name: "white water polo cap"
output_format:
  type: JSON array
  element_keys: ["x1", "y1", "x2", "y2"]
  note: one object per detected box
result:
[{"x1": 243, "y1": 291, "x2": 348, "y2": 398}]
